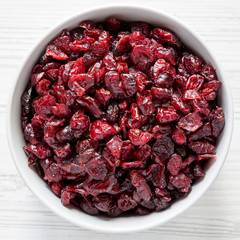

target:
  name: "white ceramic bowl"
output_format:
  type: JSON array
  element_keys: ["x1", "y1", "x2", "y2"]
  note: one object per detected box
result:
[{"x1": 7, "y1": 5, "x2": 233, "y2": 233}]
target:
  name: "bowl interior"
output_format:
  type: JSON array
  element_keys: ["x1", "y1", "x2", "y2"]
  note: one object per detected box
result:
[{"x1": 7, "y1": 5, "x2": 233, "y2": 233}]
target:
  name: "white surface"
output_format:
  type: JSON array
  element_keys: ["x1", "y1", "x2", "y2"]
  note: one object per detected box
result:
[
  {"x1": 7, "y1": 5, "x2": 233, "y2": 234},
  {"x1": 0, "y1": 0, "x2": 240, "y2": 239}
]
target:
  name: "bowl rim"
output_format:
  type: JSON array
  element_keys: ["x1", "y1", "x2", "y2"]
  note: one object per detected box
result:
[{"x1": 7, "y1": 4, "x2": 234, "y2": 233}]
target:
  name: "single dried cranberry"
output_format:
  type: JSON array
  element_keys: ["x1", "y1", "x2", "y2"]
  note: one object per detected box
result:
[
  {"x1": 106, "y1": 136, "x2": 123, "y2": 158},
  {"x1": 202, "y1": 64, "x2": 217, "y2": 81},
  {"x1": 118, "y1": 192, "x2": 137, "y2": 211},
  {"x1": 46, "y1": 44, "x2": 68, "y2": 61},
  {"x1": 131, "y1": 170, "x2": 152, "y2": 202},
  {"x1": 131, "y1": 45, "x2": 155, "y2": 72},
  {"x1": 136, "y1": 91, "x2": 155, "y2": 116},
  {"x1": 152, "y1": 136, "x2": 174, "y2": 162},
  {"x1": 128, "y1": 129, "x2": 153, "y2": 146},
  {"x1": 178, "y1": 113, "x2": 203, "y2": 132},
  {"x1": 89, "y1": 120, "x2": 116, "y2": 141},
  {"x1": 85, "y1": 157, "x2": 108, "y2": 180},
  {"x1": 209, "y1": 107, "x2": 225, "y2": 138},
  {"x1": 167, "y1": 154, "x2": 183, "y2": 175},
  {"x1": 156, "y1": 108, "x2": 179, "y2": 124},
  {"x1": 151, "y1": 87, "x2": 171, "y2": 100},
  {"x1": 188, "y1": 141, "x2": 216, "y2": 154},
  {"x1": 147, "y1": 164, "x2": 167, "y2": 189},
  {"x1": 151, "y1": 28, "x2": 180, "y2": 46},
  {"x1": 95, "y1": 88, "x2": 111, "y2": 108},
  {"x1": 171, "y1": 126, "x2": 186, "y2": 145}
]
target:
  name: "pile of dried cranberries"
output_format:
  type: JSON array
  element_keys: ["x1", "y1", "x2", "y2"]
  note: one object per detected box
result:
[{"x1": 21, "y1": 17, "x2": 225, "y2": 216}]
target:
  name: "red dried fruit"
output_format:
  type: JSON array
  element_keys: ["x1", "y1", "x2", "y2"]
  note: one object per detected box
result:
[
  {"x1": 171, "y1": 93, "x2": 190, "y2": 114},
  {"x1": 209, "y1": 107, "x2": 225, "y2": 138},
  {"x1": 118, "y1": 192, "x2": 137, "y2": 211},
  {"x1": 188, "y1": 122, "x2": 212, "y2": 142},
  {"x1": 85, "y1": 157, "x2": 108, "y2": 180},
  {"x1": 147, "y1": 164, "x2": 166, "y2": 189},
  {"x1": 171, "y1": 126, "x2": 186, "y2": 145},
  {"x1": 152, "y1": 125, "x2": 171, "y2": 140},
  {"x1": 136, "y1": 91, "x2": 155, "y2": 116},
  {"x1": 46, "y1": 44, "x2": 68, "y2": 61},
  {"x1": 89, "y1": 120, "x2": 116, "y2": 141},
  {"x1": 202, "y1": 64, "x2": 217, "y2": 81},
  {"x1": 184, "y1": 54, "x2": 203, "y2": 74},
  {"x1": 151, "y1": 87, "x2": 171, "y2": 100},
  {"x1": 106, "y1": 17, "x2": 121, "y2": 31},
  {"x1": 70, "y1": 111, "x2": 89, "y2": 137},
  {"x1": 178, "y1": 113, "x2": 203, "y2": 132},
  {"x1": 128, "y1": 129, "x2": 153, "y2": 146},
  {"x1": 35, "y1": 94, "x2": 56, "y2": 119},
  {"x1": 21, "y1": 17, "x2": 223, "y2": 217},
  {"x1": 188, "y1": 141, "x2": 216, "y2": 154},
  {"x1": 169, "y1": 173, "x2": 192, "y2": 191},
  {"x1": 51, "y1": 103, "x2": 71, "y2": 118},
  {"x1": 131, "y1": 45, "x2": 155, "y2": 72},
  {"x1": 152, "y1": 136, "x2": 174, "y2": 162},
  {"x1": 156, "y1": 108, "x2": 179, "y2": 124},
  {"x1": 106, "y1": 136, "x2": 123, "y2": 158},
  {"x1": 151, "y1": 28, "x2": 180, "y2": 46},
  {"x1": 186, "y1": 74, "x2": 204, "y2": 91},
  {"x1": 131, "y1": 170, "x2": 152, "y2": 202},
  {"x1": 23, "y1": 143, "x2": 51, "y2": 159},
  {"x1": 167, "y1": 153, "x2": 183, "y2": 175},
  {"x1": 95, "y1": 88, "x2": 111, "y2": 108},
  {"x1": 105, "y1": 71, "x2": 125, "y2": 99}
]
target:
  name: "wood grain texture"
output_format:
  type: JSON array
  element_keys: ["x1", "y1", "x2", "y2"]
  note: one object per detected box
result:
[{"x1": 0, "y1": 0, "x2": 240, "y2": 239}]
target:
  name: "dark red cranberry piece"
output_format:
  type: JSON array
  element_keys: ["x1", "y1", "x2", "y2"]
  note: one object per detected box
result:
[
  {"x1": 184, "y1": 54, "x2": 203, "y2": 74},
  {"x1": 202, "y1": 64, "x2": 217, "y2": 81},
  {"x1": 147, "y1": 164, "x2": 167, "y2": 189},
  {"x1": 188, "y1": 141, "x2": 216, "y2": 154},
  {"x1": 152, "y1": 136, "x2": 174, "y2": 162},
  {"x1": 131, "y1": 170, "x2": 152, "y2": 202},
  {"x1": 209, "y1": 107, "x2": 225, "y2": 138},
  {"x1": 156, "y1": 108, "x2": 179, "y2": 124},
  {"x1": 70, "y1": 111, "x2": 90, "y2": 138},
  {"x1": 104, "y1": 71, "x2": 126, "y2": 99},
  {"x1": 51, "y1": 103, "x2": 71, "y2": 118},
  {"x1": 171, "y1": 126, "x2": 186, "y2": 145},
  {"x1": 169, "y1": 173, "x2": 192, "y2": 191},
  {"x1": 106, "y1": 136, "x2": 123, "y2": 158},
  {"x1": 151, "y1": 87, "x2": 171, "y2": 100},
  {"x1": 188, "y1": 122, "x2": 212, "y2": 142},
  {"x1": 178, "y1": 113, "x2": 203, "y2": 132},
  {"x1": 89, "y1": 120, "x2": 116, "y2": 141},
  {"x1": 95, "y1": 88, "x2": 111, "y2": 108},
  {"x1": 117, "y1": 192, "x2": 137, "y2": 211},
  {"x1": 23, "y1": 143, "x2": 51, "y2": 159},
  {"x1": 105, "y1": 17, "x2": 121, "y2": 31},
  {"x1": 136, "y1": 91, "x2": 155, "y2": 116},
  {"x1": 151, "y1": 28, "x2": 180, "y2": 46},
  {"x1": 77, "y1": 96, "x2": 103, "y2": 119},
  {"x1": 35, "y1": 94, "x2": 56, "y2": 119},
  {"x1": 121, "y1": 73, "x2": 138, "y2": 97},
  {"x1": 130, "y1": 22, "x2": 151, "y2": 36},
  {"x1": 85, "y1": 157, "x2": 108, "y2": 180},
  {"x1": 46, "y1": 44, "x2": 68, "y2": 61},
  {"x1": 167, "y1": 153, "x2": 183, "y2": 176},
  {"x1": 128, "y1": 129, "x2": 153, "y2": 146},
  {"x1": 186, "y1": 74, "x2": 204, "y2": 91},
  {"x1": 131, "y1": 45, "x2": 155, "y2": 72}
]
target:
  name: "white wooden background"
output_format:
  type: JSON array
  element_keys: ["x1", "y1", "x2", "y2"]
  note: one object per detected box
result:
[{"x1": 1, "y1": 0, "x2": 240, "y2": 239}]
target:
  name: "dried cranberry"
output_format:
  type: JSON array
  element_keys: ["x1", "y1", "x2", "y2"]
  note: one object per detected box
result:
[{"x1": 21, "y1": 17, "x2": 224, "y2": 217}]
